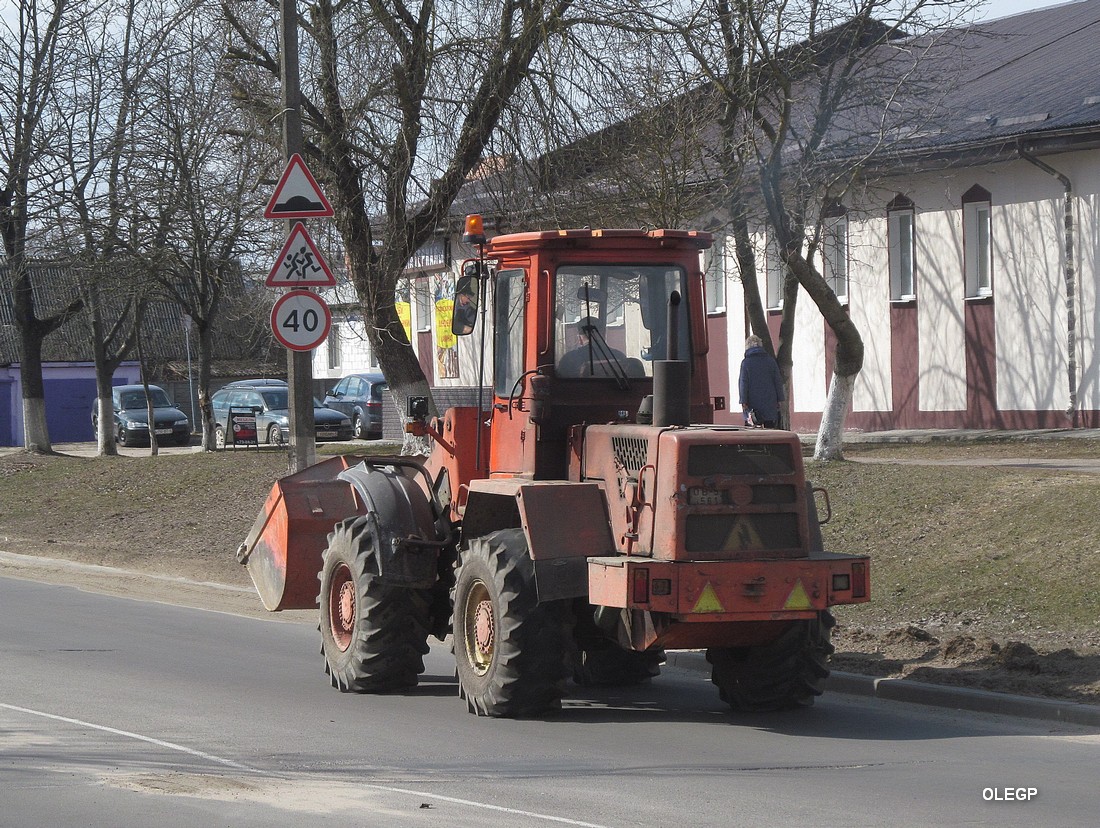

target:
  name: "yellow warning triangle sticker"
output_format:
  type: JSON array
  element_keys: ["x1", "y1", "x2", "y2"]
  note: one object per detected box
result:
[
  {"x1": 692, "y1": 583, "x2": 725, "y2": 613},
  {"x1": 784, "y1": 580, "x2": 813, "y2": 610}
]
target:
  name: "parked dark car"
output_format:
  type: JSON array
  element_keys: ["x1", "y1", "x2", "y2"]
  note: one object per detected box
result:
[
  {"x1": 322, "y1": 373, "x2": 387, "y2": 439},
  {"x1": 210, "y1": 383, "x2": 353, "y2": 448},
  {"x1": 91, "y1": 384, "x2": 191, "y2": 447}
]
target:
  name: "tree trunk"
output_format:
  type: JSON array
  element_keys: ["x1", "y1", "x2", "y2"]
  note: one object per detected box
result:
[
  {"x1": 18, "y1": 321, "x2": 53, "y2": 454},
  {"x1": 195, "y1": 323, "x2": 216, "y2": 451},
  {"x1": 815, "y1": 371, "x2": 856, "y2": 461}
]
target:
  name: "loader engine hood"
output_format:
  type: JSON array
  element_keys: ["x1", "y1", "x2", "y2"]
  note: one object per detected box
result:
[{"x1": 582, "y1": 424, "x2": 813, "y2": 561}]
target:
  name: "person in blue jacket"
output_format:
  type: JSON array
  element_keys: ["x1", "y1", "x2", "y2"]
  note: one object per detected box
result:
[{"x1": 738, "y1": 334, "x2": 785, "y2": 428}]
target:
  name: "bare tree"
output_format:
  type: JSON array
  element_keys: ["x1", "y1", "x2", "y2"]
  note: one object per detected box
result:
[
  {"x1": 222, "y1": 0, "x2": 631, "y2": 425},
  {"x1": 656, "y1": 0, "x2": 974, "y2": 458},
  {"x1": 140, "y1": 10, "x2": 268, "y2": 450},
  {"x1": 42, "y1": 0, "x2": 197, "y2": 455},
  {"x1": 0, "y1": 0, "x2": 84, "y2": 452}
]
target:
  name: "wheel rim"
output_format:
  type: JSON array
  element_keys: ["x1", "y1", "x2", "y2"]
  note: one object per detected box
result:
[
  {"x1": 268, "y1": 425, "x2": 281, "y2": 445},
  {"x1": 215, "y1": 426, "x2": 225, "y2": 449},
  {"x1": 354, "y1": 415, "x2": 364, "y2": 439},
  {"x1": 328, "y1": 562, "x2": 355, "y2": 652},
  {"x1": 462, "y1": 579, "x2": 495, "y2": 676}
]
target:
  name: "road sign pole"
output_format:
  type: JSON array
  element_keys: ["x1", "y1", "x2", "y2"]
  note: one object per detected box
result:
[{"x1": 280, "y1": 0, "x2": 315, "y2": 472}]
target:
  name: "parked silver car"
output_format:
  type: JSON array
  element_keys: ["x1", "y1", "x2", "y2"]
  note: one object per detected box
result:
[{"x1": 210, "y1": 383, "x2": 353, "y2": 447}]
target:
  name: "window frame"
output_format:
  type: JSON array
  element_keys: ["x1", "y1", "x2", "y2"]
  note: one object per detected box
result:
[
  {"x1": 765, "y1": 234, "x2": 783, "y2": 311},
  {"x1": 888, "y1": 196, "x2": 916, "y2": 302},
  {"x1": 822, "y1": 212, "x2": 849, "y2": 304},
  {"x1": 963, "y1": 186, "x2": 993, "y2": 299},
  {"x1": 327, "y1": 321, "x2": 341, "y2": 369},
  {"x1": 703, "y1": 236, "x2": 727, "y2": 315}
]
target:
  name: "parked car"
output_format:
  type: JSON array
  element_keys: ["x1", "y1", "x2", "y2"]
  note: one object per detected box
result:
[
  {"x1": 91, "y1": 384, "x2": 191, "y2": 447},
  {"x1": 322, "y1": 373, "x2": 387, "y2": 439},
  {"x1": 210, "y1": 383, "x2": 353, "y2": 448},
  {"x1": 221, "y1": 378, "x2": 288, "y2": 387}
]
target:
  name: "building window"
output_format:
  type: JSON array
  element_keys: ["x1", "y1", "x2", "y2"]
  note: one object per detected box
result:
[
  {"x1": 766, "y1": 234, "x2": 783, "y2": 310},
  {"x1": 823, "y1": 212, "x2": 848, "y2": 304},
  {"x1": 704, "y1": 236, "x2": 727, "y2": 314},
  {"x1": 963, "y1": 185, "x2": 992, "y2": 298},
  {"x1": 888, "y1": 196, "x2": 915, "y2": 301},
  {"x1": 327, "y1": 322, "x2": 342, "y2": 370},
  {"x1": 415, "y1": 277, "x2": 433, "y2": 331}
]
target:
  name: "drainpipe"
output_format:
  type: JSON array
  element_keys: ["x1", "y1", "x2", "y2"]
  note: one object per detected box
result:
[{"x1": 1019, "y1": 143, "x2": 1078, "y2": 427}]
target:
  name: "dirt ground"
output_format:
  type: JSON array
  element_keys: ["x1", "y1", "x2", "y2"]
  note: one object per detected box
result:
[{"x1": 1, "y1": 448, "x2": 1097, "y2": 707}]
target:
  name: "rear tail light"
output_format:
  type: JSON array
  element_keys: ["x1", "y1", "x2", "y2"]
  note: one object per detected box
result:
[
  {"x1": 851, "y1": 562, "x2": 867, "y2": 599},
  {"x1": 632, "y1": 567, "x2": 650, "y2": 603}
]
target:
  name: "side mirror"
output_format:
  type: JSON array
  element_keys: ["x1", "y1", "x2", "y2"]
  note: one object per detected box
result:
[{"x1": 450, "y1": 263, "x2": 482, "y2": 336}]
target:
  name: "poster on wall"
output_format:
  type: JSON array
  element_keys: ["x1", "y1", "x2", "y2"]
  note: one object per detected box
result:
[
  {"x1": 394, "y1": 301, "x2": 412, "y2": 341},
  {"x1": 434, "y1": 274, "x2": 460, "y2": 379}
]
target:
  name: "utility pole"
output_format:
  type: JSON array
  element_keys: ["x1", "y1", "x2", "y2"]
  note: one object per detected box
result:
[{"x1": 279, "y1": 0, "x2": 316, "y2": 471}]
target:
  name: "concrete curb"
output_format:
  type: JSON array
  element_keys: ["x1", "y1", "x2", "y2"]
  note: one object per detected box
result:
[{"x1": 664, "y1": 651, "x2": 1100, "y2": 727}]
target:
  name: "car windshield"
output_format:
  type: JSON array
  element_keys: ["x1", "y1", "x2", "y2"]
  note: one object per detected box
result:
[
  {"x1": 120, "y1": 389, "x2": 172, "y2": 410},
  {"x1": 260, "y1": 390, "x2": 289, "y2": 409}
]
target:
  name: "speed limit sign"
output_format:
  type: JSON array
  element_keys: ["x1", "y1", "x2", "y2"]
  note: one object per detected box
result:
[{"x1": 270, "y1": 290, "x2": 331, "y2": 351}]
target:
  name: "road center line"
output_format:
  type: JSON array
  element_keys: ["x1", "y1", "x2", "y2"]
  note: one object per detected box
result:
[
  {"x1": 359, "y1": 783, "x2": 612, "y2": 827},
  {"x1": 0, "y1": 702, "x2": 260, "y2": 772}
]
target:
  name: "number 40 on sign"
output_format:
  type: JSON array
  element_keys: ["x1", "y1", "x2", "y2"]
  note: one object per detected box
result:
[{"x1": 270, "y1": 290, "x2": 332, "y2": 352}]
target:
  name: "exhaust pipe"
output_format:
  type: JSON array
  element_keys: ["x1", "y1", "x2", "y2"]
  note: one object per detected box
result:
[{"x1": 653, "y1": 291, "x2": 690, "y2": 427}]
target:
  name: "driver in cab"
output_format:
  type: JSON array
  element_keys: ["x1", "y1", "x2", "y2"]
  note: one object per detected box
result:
[{"x1": 556, "y1": 316, "x2": 628, "y2": 377}]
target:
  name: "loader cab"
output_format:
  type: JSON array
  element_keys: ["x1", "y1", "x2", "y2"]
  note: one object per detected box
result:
[{"x1": 484, "y1": 227, "x2": 713, "y2": 480}]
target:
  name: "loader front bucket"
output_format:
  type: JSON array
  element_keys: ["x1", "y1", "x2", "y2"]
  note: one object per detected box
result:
[{"x1": 235, "y1": 455, "x2": 370, "y2": 611}]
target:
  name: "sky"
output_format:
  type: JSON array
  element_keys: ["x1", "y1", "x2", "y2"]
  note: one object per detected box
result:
[{"x1": 978, "y1": 0, "x2": 1086, "y2": 21}]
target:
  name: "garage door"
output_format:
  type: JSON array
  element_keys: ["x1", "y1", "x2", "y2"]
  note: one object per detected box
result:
[
  {"x1": 0, "y1": 380, "x2": 12, "y2": 446},
  {"x1": 44, "y1": 378, "x2": 98, "y2": 443}
]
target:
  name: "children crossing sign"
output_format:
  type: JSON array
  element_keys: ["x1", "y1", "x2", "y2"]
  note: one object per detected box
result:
[{"x1": 265, "y1": 222, "x2": 337, "y2": 287}]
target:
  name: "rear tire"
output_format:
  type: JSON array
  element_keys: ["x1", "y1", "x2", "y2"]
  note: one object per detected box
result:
[
  {"x1": 318, "y1": 516, "x2": 432, "y2": 692},
  {"x1": 267, "y1": 424, "x2": 283, "y2": 446},
  {"x1": 452, "y1": 529, "x2": 573, "y2": 717},
  {"x1": 353, "y1": 413, "x2": 367, "y2": 440},
  {"x1": 707, "y1": 612, "x2": 835, "y2": 712},
  {"x1": 572, "y1": 604, "x2": 663, "y2": 686},
  {"x1": 214, "y1": 425, "x2": 226, "y2": 449}
]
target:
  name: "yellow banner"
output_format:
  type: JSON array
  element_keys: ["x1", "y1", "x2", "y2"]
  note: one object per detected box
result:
[
  {"x1": 435, "y1": 299, "x2": 457, "y2": 349},
  {"x1": 395, "y1": 301, "x2": 412, "y2": 340}
]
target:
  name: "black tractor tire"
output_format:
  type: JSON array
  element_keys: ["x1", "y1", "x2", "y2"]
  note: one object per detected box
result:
[
  {"x1": 318, "y1": 516, "x2": 432, "y2": 692},
  {"x1": 452, "y1": 528, "x2": 573, "y2": 717},
  {"x1": 706, "y1": 611, "x2": 836, "y2": 712},
  {"x1": 572, "y1": 604, "x2": 663, "y2": 687}
]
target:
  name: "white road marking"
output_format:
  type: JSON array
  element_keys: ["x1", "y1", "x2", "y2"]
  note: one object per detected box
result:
[
  {"x1": 358, "y1": 784, "x2": 612, "y2": 827},
  {"x1": 0, "y1": 702, "x2": 260, "y2": 772},
  {"x1": 2, "y1": 702, "x2": 613, "y2": 826}
]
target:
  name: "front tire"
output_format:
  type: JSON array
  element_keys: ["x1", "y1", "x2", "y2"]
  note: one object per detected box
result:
[
  {"x1": 318, "y1": 517, "x2": 432, "y2": 692},
  {"x1": 452, "y1": 529, "x2": 573, "y2": 717},
  {"x1": 214, "y1": 425, "x2": 226, "y2": 449},
  {"x1": 707, "y1": 612, "x2": 835, "y2": 712}
]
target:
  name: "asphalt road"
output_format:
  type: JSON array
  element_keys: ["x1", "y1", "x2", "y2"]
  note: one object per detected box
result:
[{"x1": 1, "y1": 576, "x2": 1098, "y2": 827}]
